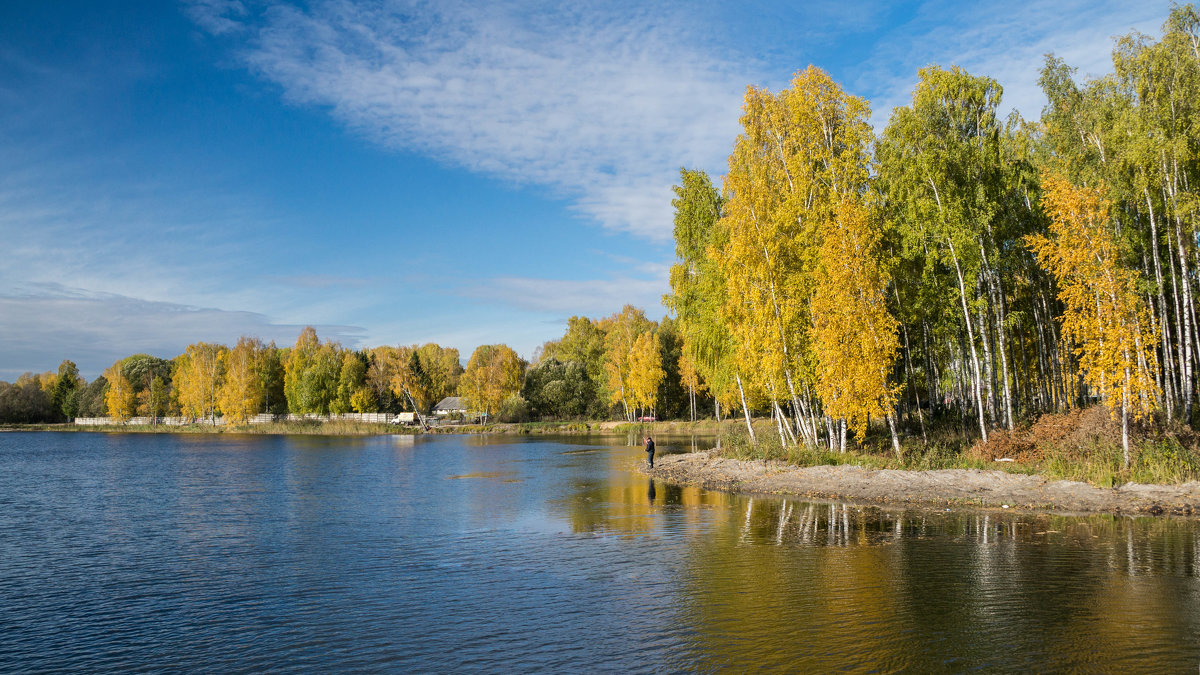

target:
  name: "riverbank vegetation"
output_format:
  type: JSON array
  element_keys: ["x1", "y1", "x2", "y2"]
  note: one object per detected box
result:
[
  {"x1": 663, "y1": 5, "x2": 1200, "y2": 483},
  {"x1": 5, "y1": 7, "x2": 1200, "y2": 486}
]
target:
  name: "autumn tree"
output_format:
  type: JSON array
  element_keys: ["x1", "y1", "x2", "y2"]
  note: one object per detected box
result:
[
  {"x1": 664, "y1": 168, "x2": 737, "y2": 421},
  {"x1": 460, "y1": 344, "x2": 525, "y2": 419},
  {"x1": 390, "y1": 346, "x2": 434, "y2": 413},
  {"x1": 713, "y1": 66, "x2": 883, "y2": 447},
  {"x1": 627, "y1": 330, "x2": 665, "y2": 417},
  {"x1": 116, "y1": 354, "x2": 174, "y2": 421},
  {"x1": 601, "y1": 305, "x2": 656, "y2": 421},
  {"x1": 812, "y1": 200, "x2": 902, "y2": 453},
  {"x1": 176, "y1": 342, "x2": 229, "y2": 423},
  {"x1": 677, "y1": 351, "x2": 704, "y2": 422},
  {"x1": 332, "y1": 350, "x2": 368, "y2": 414},
  {"x1": 219, "y1": 336, "x2": 266, "y2": 423},
  {"x1": 417, "y1": 343, "x2": 464, "y2": 407},
  {"x1": 1028, "y1": 173, "x2": 1160, "y2": 463},
  {"x1": 103, "y1": 361, "x2": 136, "y2": 422}
]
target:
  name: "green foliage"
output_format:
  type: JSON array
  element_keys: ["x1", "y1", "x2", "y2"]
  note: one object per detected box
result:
[
  {"x1": 284, "y1": 327, "x2": 341, "y2": 414},
  {"x1": 51, "y1": 360, "x2": 82, "y2": 421},
  {"x1": 76, "y1": 376, "x2": 109, "y2": 418},
  {"x1": 0, "y1": 377, "x2": 55, "y2": 423},
  {"x1": 496, "y1": 393, "x2": 530, "y2": 423},
  {"x1": 259, "y1": 345, "x2": 287, "y2": 414},
  {"x1": 544, "y1": 316, "x2": 608, "y2": 395},
  {"x1": 522, "y1": 357, "x2": 596, "y2": 419}
]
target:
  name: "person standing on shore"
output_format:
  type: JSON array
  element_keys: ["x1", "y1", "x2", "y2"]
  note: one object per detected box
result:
[{"x1": 644, "y1": 435, "x2": 655, "y2": 469}]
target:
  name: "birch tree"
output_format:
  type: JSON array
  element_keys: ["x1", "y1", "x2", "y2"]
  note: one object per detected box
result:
[
  {"x1": 219, "y1": 336, "x2": 266, "y2": 423},
  {"x1": 460, "y1": 344, "x2": 524, "y2": 419},
  {"x1": 812, "y1": 200, "x2": 902, "y2": 452},
  {"x1": 877, "y1": 65, "x2": 1006, "y2": 442},
  {"x1": 103, "y1": 361, "x2": 136, "y2": 422},
  {"x1": 1028, "y1": 172, "x2": 1160, "y2": 464},
  {"x1": 176, "y1": 342, "x2": 228, "y2": 423}
]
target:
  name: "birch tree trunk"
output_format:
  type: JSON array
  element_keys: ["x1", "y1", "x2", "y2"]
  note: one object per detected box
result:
[{"x1": 736, "y1": 374, "x2": 755, "y2": 443}]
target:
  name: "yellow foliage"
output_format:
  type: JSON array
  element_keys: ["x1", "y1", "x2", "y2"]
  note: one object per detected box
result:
[
  {"x1": 628, "y1": 331, "x2": 665, "y2": 413},
  {"x1": 717, "y1": 66, "x2": 875, "y2": 410},
  {"x1": 350, "y1": 387, "x2": 376, "y2": 413},
  {"x1": 1027, "y1": 172, "x2": 1159, "y2": 421},
  {"x1": 176, "y1": 342, "x2": 229, "y2": 422},
  {"x1": 601, "y1": 305, "x2": 656, "y2": 419},
  {"x1": 219, "y1": 336, "x2": 265, "y2": 423},
  {"x1": 103, "y1": 362, "x2": 136, "y2": 422},
  {"x1": 812, "y1": 200, "x2": 901, "y2": 439},
  {"x1": 678, "y1": 351, "x2": 704, "y2": 393},
  {"x1": 460, "y1": 344, "x2": 523, "y2": 416}
]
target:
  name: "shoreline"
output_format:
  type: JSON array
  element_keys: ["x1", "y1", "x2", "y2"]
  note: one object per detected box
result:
[
  {"x1": 0, "y1": 419, "x2": 698, "y2": 436},
  {"x1": 646, "y1": 450, "x2": 1200, "y2": 517}
]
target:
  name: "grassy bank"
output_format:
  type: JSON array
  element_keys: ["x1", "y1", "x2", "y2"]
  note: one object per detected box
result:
[{"x1": 713, "y1": 406, "x2": 1200, "y2": 487}]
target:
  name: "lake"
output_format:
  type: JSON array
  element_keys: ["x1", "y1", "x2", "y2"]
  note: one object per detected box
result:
[{"x1": 2, "y1": 431, "x2": 1199, "y2": 672}]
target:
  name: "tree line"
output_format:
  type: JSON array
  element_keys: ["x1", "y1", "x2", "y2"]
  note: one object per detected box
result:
[
  {"x1": 1, "y1": 309, "x2": 700, "y2": 425},
  {"x1": 663, "y1": 5, "x2": 1200, "y2": 463}
]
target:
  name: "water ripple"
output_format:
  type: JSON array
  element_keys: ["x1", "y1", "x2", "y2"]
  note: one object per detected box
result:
[{"x1": 1, "y1": 432, "x2": 1199, "y2": 671}]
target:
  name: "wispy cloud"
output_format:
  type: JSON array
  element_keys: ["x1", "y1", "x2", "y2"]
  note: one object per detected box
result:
[
  {"x1": 267, "y1": 274, "x2": 375, "y2": 289},
  {"x1": 0, "y1": 283, "x2": 363, "y2": 379},
  {"x1": 193, "y1": 0, "x2": 752, "y2": 241},
  {"x1": 855, "y1": 0, "x2": 1166, "y2": 128},
  {"x1": 462, "y1": 271, "x2": 669, "y2": 317},
  {"x1": 184, "y1": 0, "x2": 248, "y2": 36}
]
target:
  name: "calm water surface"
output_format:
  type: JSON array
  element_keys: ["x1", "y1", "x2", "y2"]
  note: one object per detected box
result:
[{"x1": 2, "y1": 431, "x2": 1199, "y2": 672}]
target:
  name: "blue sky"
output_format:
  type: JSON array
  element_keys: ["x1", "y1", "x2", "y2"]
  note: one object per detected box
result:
[{"x1": 0, "y1": 0, "x2": 1168, "y2": 379}]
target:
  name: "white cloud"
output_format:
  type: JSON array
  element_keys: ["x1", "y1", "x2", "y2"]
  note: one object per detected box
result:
[
  {"x1": 0, "y1": 283, "x2": 363, "y2": 379},
  {"x1": 856, "y1": 0, "x2": 1167, "y2": 128},
  {"x1": 462, "y1": 272, "x2": 668, "y2": 317},
  {"x1": 184, "y1": 0, "x2": 248, "y2": 36},
  {"x1": 203, "y1": 0, "x2": 751, "y2": 241}
]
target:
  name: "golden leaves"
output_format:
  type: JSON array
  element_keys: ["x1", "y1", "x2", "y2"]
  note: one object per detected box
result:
[
  {"x1": 1029, "y1": 171, "x2": 1160, "y2": 420},
  {"x1": 460, "y1": 344, "x2": 523, "y2": 416},
  {"x1": 812, "y1": 200, "x2": 901, "y2": 439}
]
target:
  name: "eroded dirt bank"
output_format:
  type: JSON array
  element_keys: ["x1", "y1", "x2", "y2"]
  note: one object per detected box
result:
[{"x1": 646, "y1": 451, "x2": 1200, "y2": 516}]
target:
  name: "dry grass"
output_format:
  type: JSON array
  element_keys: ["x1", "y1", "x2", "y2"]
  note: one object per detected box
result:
[{"x1": 717, "y1": 405, "x2": 1200, "y2": 487}]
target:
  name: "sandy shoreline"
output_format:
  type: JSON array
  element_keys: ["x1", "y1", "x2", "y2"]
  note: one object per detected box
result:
[{"x1": 646, "y1": 450, "x2": 1200, "y2": 517}]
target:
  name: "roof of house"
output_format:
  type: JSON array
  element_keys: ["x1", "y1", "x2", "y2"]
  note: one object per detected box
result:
[{"x1": 433, "y1": 396, "x2": 466, "y2": 411}]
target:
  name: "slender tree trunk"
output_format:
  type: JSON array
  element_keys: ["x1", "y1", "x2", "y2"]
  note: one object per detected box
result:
[
  {"x1": 736, "y1": 374, "x2": 755, "y2": 443},
  {"x1": 979, "y1": 298, "x2": 997, "y2": 425},
  {"x1": 898, "y1": 313, "x2": 927, "y2": 445},
  {"x1": 1121, "y1": 374, "x2": 1131, "y2": 469},
  {"x1": 1174, "y1": 215, "x2": 1194, "y2": 424},
  {"x1": 773, "y1": 400, "x2": 788, "y2": 447},
  {"x1": 887, "y1": 414, "x2": 901, "y2": 458},
  {"x1": 987, "y1": 264, "x2": 1014, "y2": 429},
  {"x1": 776, "y1": 401, "x2": 797, "y2": 445},
  {"x1": 1032, "y1": 294, "x2": 1051, "y2": 411},
  {"x1": 1146, "y1": 189, "x2": 1175, "y2": 421},
  {"x1": 947, "y1": 239, "x2": 988, "y2": 441}
]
